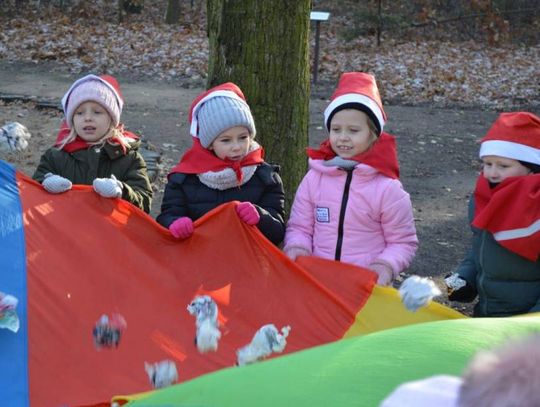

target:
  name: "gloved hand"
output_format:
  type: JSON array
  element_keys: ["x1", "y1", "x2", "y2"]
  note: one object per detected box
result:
[
  {"x1": 93, "y1": 174, "x2": 123, "y2": 198},
  {"x1": 284, "y1": 246, "x2": 311, "y2": 261},
  {"x1": 369, "y1": 262, "x2": 394, "y2": 286},
  {"x1": 169, "y1": 217, "x2": 194, "y2": 240},
  {"x1": 42, "y1": 173, "x2": 72, "y2": 194},
  {"x1": 236, "y1": 202, "x2": 260, "y2": 225},
  {"x1": 444, "y1": 273, "x2": 473, "y2": 301},
  {"x1": 399, "y1": 275, "x2": 442, "y2": 312}
]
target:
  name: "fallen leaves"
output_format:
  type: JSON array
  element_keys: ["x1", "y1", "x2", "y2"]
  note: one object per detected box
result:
[{"x1": 0, "y1": 2, "x2": 538, "y2": 109}]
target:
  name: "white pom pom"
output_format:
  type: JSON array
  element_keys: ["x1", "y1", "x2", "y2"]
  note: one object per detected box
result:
[
  {"x1": 187, "y1": 295, "x2": 221, "y2": 353},
  {"x1": 145, "y1": 360, "x2": 178, "y2": 389},
  {"x1": 236, "y1": 324, "x2": 291, "y2": 366},
  {"x1": 0, "y1": 122, "x2": 31, "y2": 152}
]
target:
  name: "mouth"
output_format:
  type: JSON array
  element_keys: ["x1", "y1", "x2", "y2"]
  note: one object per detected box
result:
[{"x1": 83, "y1": 126, "x2": 96, "y2": 132}]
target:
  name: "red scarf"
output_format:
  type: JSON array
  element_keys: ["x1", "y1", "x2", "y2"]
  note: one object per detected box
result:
[
  {"x1": 55, "y1": 121, "x2": 138, "y2": 154},
  {"x1": 473, "y1": 174, "x2": 540, "y2": 261},
  {"x1": 169, "y1": 138, "x2": 265, "y2": 184},
  {"x1": 306, "y1": 132, "x2": 400, "y2": 179}
]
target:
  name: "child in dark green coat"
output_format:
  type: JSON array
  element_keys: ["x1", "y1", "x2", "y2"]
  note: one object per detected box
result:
[
  {"x1": 33, "y1": 74, "x2": 152, "y2": 213},
  {"x1": 446, "y1": 112, "x2": 540, "y2": 317}
]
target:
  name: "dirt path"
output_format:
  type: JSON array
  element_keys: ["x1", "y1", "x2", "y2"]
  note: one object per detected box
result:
[{"x1": 1, "y1": 61, "x2": 503, "y2": 312}]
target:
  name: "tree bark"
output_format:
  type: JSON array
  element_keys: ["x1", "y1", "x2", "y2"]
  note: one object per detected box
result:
[{"x1": 207, "y1": 0, "x2": 311, "y2": 211}]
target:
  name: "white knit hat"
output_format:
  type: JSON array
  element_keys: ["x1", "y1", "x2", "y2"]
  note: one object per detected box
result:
[
  {"x1": 197, "y1": 96, "x2": 256, "y2": 148},
  {"x1": 188, "y1": 82, "x2": 256, "y2": 148},
  {"x1": 61, "y1": 74, "x2": 124, "y2": 128}
]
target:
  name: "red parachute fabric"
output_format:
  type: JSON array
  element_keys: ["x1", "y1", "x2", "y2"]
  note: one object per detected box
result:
[{"x1": 17, "y1": 172, "x2": 375, "y2": 406}]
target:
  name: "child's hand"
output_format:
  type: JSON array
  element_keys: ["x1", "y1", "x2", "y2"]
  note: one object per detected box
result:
[
  {"x1": 93, "y1": 174, "x2": 123, "y2": 198},
  {"x1": 284, "y1": 247, "x2": 311, "y2": 261},
  {"x1": 42, "y1": 173, "x2": 72, "y2": 194},
  {"x1": 369, "y1": 262, "x2": 394, "y2": 286},
  {"x1": 444, "y1": 273, "x2": 472, "y2": 301},
  {"x1": 169, "y1": 217, "x2": 194, "y2": 239},
  {"x1": 399, "y1": 276, "x2": 441, "y2": 312},
  {"x1": 236, "y1": 202, "x2": 260, "y2": 225}
]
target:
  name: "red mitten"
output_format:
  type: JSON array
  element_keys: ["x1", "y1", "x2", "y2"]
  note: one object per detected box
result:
[
  {"x1": 169, "y1": 217, "x2": 194, "y2": 239},
  {"x1": 236, "y1": 202, "x2": 260, "y2": 225}
]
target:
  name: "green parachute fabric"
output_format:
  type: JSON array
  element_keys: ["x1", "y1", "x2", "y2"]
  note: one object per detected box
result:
[{"x1": 118, "y1": 315, "x2": 540, "y2": 407}]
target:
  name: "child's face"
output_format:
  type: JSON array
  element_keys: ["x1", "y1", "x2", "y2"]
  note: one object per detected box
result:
[
  {"x1": 72, "y1": 101, "x2": 112, "y2": 142},
  {"x1": 329, "y1": 109, "x2": 376, "y2": 158},
  {"x1": 482, "y1": 155, "x2": 531, "y2": 183},
  {"x1": 209, "y1": 126, "x2": 251, "y2": 161}
]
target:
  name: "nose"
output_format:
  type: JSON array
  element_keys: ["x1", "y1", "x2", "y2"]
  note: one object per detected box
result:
[
  {"x1": 485, "y1": 167, "x2": 499, "y2": 180},
  {"x1": 337, "y1": 131, "x2": 350, "y2": 140}
]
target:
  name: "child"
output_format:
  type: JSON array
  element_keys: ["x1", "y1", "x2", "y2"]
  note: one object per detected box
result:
[
  {"x1": 33, "y1": 74, "x2": 153, "y2": 213},
  {"x1": 446, "y1": 111, "x2": 540, "y2": 317},
  {"x1": 284, "y1": 72, "x2": 418, "y2": 285},
  {"x1": 156, "y1": 82, "x2": 285, "y2": 245}
]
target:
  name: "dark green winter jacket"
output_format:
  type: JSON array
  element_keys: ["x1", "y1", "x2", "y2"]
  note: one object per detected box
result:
[
  {"x1": 453, "y1": 199, "x2": 540, "y2": 317},
  {"x1": 32, "y1": 140, "x2": 152, "y2": 213}
]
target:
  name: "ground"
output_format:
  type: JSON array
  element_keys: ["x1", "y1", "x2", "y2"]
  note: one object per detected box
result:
[{"x1": 0, "y1": 60, "x2": 509, "y2": 314}]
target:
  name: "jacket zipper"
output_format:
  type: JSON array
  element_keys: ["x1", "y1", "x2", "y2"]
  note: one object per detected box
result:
[{"x1": 335, "y1": 169, "x2": 353, "y2": 261}]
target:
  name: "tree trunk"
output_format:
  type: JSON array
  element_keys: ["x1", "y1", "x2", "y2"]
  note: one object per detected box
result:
[
  {"x1": 207, "y1": 0, "x2": 311, "y2": 211},
  {"x1": 165, "y1": 0, "x2": 181, "y2": 24}
]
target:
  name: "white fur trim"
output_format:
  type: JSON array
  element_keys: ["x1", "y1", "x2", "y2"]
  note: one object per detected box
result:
[
  {"x1": 324, "y1": 94, "x2": 385, "y2": 131},
  {"x1": 479, "y1": 140, "x2": 540, "y2": 165},
  {"x1": 190, "y1": 90, "x2": 247, "y2": 138}
]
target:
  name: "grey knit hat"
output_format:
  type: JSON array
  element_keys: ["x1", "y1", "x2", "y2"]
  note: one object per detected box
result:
[{"x1": 197, "y1": 96, "x2": 256, "y2": 148}]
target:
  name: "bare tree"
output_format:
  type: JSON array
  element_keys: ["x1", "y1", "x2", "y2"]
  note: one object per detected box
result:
[{"x1": 207, "y1": 0, "x2": 311, "y2": 209}]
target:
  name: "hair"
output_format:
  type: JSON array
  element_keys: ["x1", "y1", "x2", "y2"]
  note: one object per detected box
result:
[
  {"x1": 458, "y1": 334, "x2": 540, "y2": 407},
  {"x1": 328, "y1": 104, "x2": 379, "y2": 152},
  {"x1": 56, "y1": 125, "x2": 130, "y2": 151},
  {"x1": 519, "y1": 160, "x2": 540, "y2": 174}
]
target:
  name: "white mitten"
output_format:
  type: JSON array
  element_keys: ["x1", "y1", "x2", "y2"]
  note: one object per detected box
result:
[
  {"x1": 93, "y1": 174, "x2": 123, "y2": 198},
  {"x1": 444, "y1": 273, "x2": 467, "y2": 293},
  {"x1": 145, "y1": 360, "x2": 178, "y2": 389},
  {"x1": 284, "y1": 246, "x2": 311, "y2": 261},
  {"x1": 236, "y1": 324, "x2": 291, "y2": 366},
  {"x1": 42, "y1": 173, "x2": 72, "y2": 194},
  {"x1": 399, "y1": 276, "x2": 442, "y2": 312}
]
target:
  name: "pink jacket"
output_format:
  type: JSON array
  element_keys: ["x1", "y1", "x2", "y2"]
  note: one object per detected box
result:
[{"x1": 284, "y1": 159, "x2": 418, "y2": 277}]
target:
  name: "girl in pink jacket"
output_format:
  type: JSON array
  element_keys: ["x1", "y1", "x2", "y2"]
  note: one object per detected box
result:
[{"x1": 284, "y1": 72, "x2": 418, "y2": 285}]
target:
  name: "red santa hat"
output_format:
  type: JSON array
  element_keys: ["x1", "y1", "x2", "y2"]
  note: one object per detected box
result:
[
  {"x1": 324, "y1": 72, "x2": 387, "y2": 135},
  {"x1": 188, "y1": 82, "x2": 256, "y2": 147},
  {"x1": 61, "y1": 74, "x2": 124, "y2": 128},
  {"x1": 479, "y1": 112, "x2": 540, "y2": 166}
]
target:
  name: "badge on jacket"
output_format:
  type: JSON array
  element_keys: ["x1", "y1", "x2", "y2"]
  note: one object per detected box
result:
[{"x1": 316, "y1": 207, "x2": 330, "y2": 223}]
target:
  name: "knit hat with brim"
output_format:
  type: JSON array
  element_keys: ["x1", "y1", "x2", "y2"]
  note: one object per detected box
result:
[
  {"x1": 479, "y1": 111, "x2": 540, "y2": 166},
  {"x1": 189, "y1": 82, "x2": 256, "y2": 148},
  {"x1": 62, "y1": 74, "x2": 124, "y2": 128}
]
